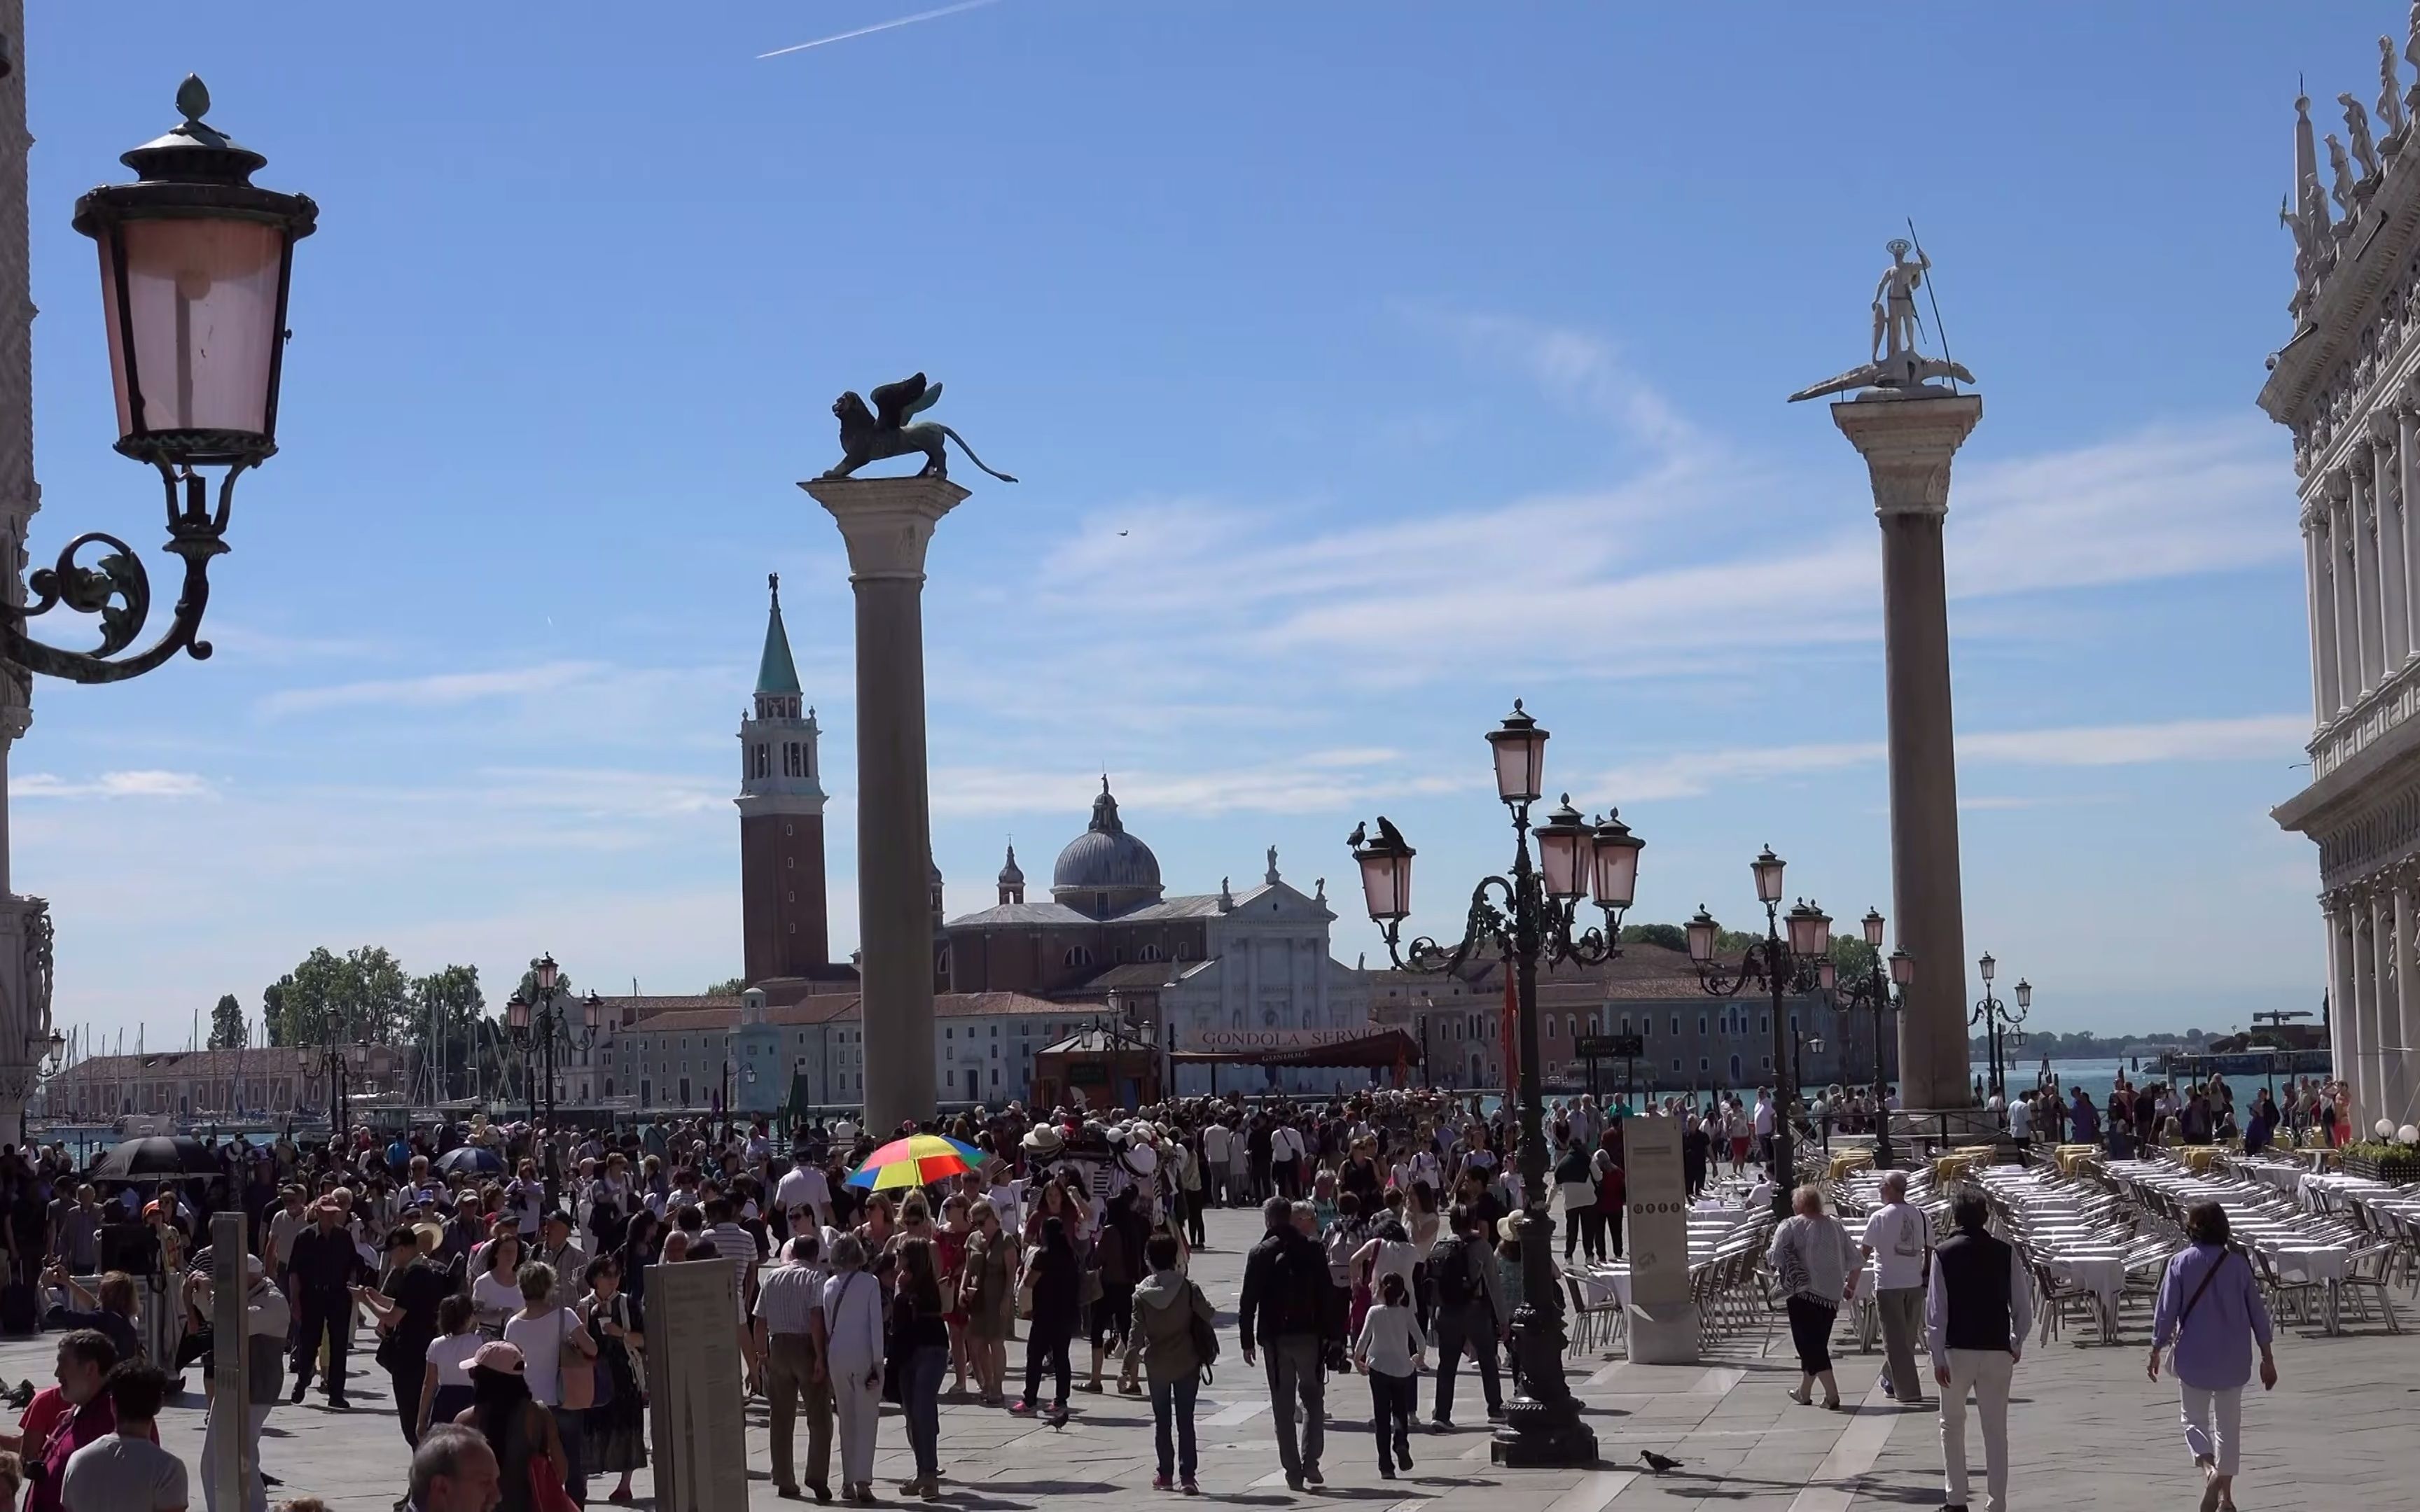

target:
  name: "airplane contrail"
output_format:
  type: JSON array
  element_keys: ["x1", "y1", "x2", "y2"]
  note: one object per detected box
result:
[{"x1": 758, "y1": 0, "x2": 1004, "y2": 59}]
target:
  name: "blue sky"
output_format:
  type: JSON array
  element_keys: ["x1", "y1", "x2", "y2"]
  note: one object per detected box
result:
[{"x1": 16, "y1": 3, "x2": 2360, "y2": 1049}]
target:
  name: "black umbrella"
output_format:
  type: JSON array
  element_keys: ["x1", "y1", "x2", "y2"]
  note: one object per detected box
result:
[
  {"x1": 433, "y1": 1145, "x2": 503, "y2": 1177},
  {"x1": 87, "y1": 1136, "x2": 220, "y2": 1181}
]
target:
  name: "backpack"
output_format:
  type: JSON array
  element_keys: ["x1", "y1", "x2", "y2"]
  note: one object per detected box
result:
[
  {"x1": 1430, "y1": 1234, "x2": 1476, "y2": 1309},
  {"x1": 1183, "y1": 1280, "x2": 1221, "y2": 1381}
]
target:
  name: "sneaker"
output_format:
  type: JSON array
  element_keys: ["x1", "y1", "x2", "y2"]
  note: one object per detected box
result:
[
  {"x1": 1378, "y1": 1465, "x2": 1396, "y2": 1480},
  {"x1": 1153, "y1": 1475, "x2": 1174, "y2": 1491},
  {"x1": 1395, "y1": 1441, "x2": 1414, "y2": 1471},
  {"x1": 1008, "y1": 1399, "x2": 1034, "y2": 1415},
  {"x1": 1181, "y1": 1483, "x2": 1200, "y2": 1496},
  {"x1": 1428, "y1": 1416, "x2": 1452, "y2": 1432},
  {"x1": 288, "y1": 1382, "x2": 305, "y2": 1405},
  {"x1": 1484, "y1": 1408, "x2": 1505, "y2": 1423},
  {"x1": 1284, "y1": 1477, "x2": 1305, "y2": 1493},
  {"x1": 1302, "y1": 1465, "x2": 1323, "y2": 1487}
]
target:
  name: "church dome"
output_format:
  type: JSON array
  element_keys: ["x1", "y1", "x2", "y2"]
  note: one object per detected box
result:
[{"x1": 1052, "y1": 779, "x2": 1162, "y2": 910}]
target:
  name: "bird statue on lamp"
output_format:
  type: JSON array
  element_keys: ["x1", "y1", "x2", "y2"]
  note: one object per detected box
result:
[{"x1": 821, "y1": 372, "x2": 1017, "y2": 483}]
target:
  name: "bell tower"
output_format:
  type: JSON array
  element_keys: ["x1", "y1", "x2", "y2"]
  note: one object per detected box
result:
[{"x1": 737, "y1": 573, "x2": 829, "y2": 984}]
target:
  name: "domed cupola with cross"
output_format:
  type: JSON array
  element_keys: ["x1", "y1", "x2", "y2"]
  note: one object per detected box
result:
[
  {"x1": 736, "y1": 573, "x2": 830, "y2": 983},
  {"x1": 1052, "y1": 777, "x2": 1163, "y2": 918}
]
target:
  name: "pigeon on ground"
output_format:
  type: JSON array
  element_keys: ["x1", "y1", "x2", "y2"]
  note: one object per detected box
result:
[{"x1": 1639, "y1": 1450, "x2": 1684, "y2": 1474}]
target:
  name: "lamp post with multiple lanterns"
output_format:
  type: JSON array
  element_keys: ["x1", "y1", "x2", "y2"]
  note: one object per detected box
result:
[
  {"x1": 1348, "y1": 699, "x2": 1643, "y2": 1469},
  {"x1": 505, "y1": 953, "x2": 599, "y2": 1160},
  {"x1": 1827, "y1": 906, "x2": 1914, "y2": 1168},
  {"x1": 321, "y1": 1040, "x2": 366, "y2": 1140},
  {"x1": 1685, "y1": 848, "x2": 1833, "y2": 1217},
  {"x1": 1969, "y1": 953, "x2": 2030, "y2": 1103}
]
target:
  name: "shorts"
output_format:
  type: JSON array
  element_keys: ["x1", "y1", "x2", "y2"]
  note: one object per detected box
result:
[
  {"x1": 1729, "y1": 1137, "x2": 1751, "y2": 1163},
  {"x1": 1091, "y1": 1281, "x2": 1135, "y2": 1348}
]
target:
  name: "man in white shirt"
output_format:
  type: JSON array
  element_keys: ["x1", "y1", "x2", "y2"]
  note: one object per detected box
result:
[
  {"x1": 1270, "y1": 1123, "x2": 1303, "y2": 1200},
  {"x1": 774, "y1": 1158, "x2": 830, "y2": 1233},
  {"x1": 2007, "y1": 1093, "x2": 2033, "y2": 1143},
  {"x1": 1858, "y1": 1171, "x2": 1931, "y2": 1405},
  {"x1": 1752, "y1": 1091, "x2": 1776, "y2": 1172},
  {"x1": 1199, "y1": 1124, "x2": 1230, "y2": 1208}
]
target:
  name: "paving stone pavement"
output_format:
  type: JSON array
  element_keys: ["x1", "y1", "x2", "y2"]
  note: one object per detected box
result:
[{"x1": 0, "y1": 1208, "x2": 2405, "y2": 1511}]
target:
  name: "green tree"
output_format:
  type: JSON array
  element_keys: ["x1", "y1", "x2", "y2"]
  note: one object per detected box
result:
[
  {"x1": 513, "y1": 956, "x2": 573, "y2": 1006},
  {"x1": 703, "y1": 976, "x2": 745, "y2": 996},
  {"x1": 262, "y1": 982, "x2": 286, "y2": 1046},
  {"x1": 267, "y1": 945, "x2": 414, "y2": 1046},
  {"x1": 1828, "y1": 936, "x2": 1879, "y2": 984},
  {"x1": 1618, "y1": 924, "x2": 1685, "y2": 953},
  {"x1": 207, "y1": 993, "x2": 246, "y2": 1049}
]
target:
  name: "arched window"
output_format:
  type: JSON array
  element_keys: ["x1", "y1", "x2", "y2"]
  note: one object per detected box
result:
[
  {"x1": 1063, "y1": 945, "x2": 1094, "y2": 968},
  {"x1": 1139, "y1": 944, "x2": 1163, "y2": 962}
]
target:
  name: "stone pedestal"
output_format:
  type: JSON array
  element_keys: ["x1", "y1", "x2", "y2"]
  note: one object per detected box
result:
[
  {"x1": 1831, "y1": 393, "x2": 1984, "y2": 1112},
  {"x1": 801, "y1": 473, "x2": 968, "y2": 1135},
  {"x1": 1621, "y1": 1112, "x2": 1697, "y2": 1365}
]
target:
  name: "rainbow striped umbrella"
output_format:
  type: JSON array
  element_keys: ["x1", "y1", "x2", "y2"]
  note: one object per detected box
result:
[{"x1": 846, "y1": 1133, "x2": 978, "y2": 1190}]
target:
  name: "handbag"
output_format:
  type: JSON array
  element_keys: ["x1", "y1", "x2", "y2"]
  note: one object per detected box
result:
[
  {"x1": 1078, "y1": 1266, "x2": 1104, "y2": 1308},
  {"x1": 587, "y1": 1303, "x2": 618, "y2": 1411},
  {"x1": 1015, "y1": 1265, "x2": 1038, "y2": 1321},
  {"x1": 529, "y1": 1457, "x2": 579, "y2": 1512},
  {"x1": 882, "y1": 1307, "x2": 906, "y2": 1406},
  {"x1": 558, "y1": 1312, "x2": 597, "y2": 1413}
]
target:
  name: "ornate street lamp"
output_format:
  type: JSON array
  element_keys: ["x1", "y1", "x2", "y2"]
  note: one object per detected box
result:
[
  {"x1": 1830, "y1": 909, "x2": 1913, "y2": 1168},
  {"x1": 1688, "y1": 849, "x2": 1830, "y2": 1216},
  {"x1": 1970, "y1": 955, "x2": 2026, "y2": 1106},
  {"x1": 506, "y1": 957, "x2": 594, "y2": 1196},
  {"x1": 1347, "y1": 699, "x2": 1640, "y2": 1469},
  {"x1": 15, "y1": 76, "x2": 314, "y2": 684}
]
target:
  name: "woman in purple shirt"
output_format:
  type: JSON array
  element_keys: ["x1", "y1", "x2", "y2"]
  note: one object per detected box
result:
[{"x1": 2148, "y1": 1203, "x2": 2277, "y2": 1512}]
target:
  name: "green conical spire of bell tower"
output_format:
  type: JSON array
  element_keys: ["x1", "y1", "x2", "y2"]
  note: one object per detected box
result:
[{"x1": 757, "y1": 573, "x2": 802, "y2": 696}]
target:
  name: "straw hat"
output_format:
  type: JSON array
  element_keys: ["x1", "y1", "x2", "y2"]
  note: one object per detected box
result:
[{"x1": 1022, "y1": 1125, "x2": 1065, "y2": 1157}]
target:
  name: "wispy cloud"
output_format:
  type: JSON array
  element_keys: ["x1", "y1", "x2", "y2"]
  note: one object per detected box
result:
[
  {"x1": 260, "y1": 662, "x2": 610, "y2": 716},
  {"x1": 1949, "y1": 420, "x2": 2290, "y2": 597},
  {"x1": 1959, "y1": 715, "x2": 2305, "y2": 766},
  {"x1": 1426, "y1": 312, "x2": 1701, "y2": 458},
  {"x1": 1597, "y1": 714, "x2": 2305, "y2": 801},
  {"x1": 932, "y1": 750, "x2": 1475, "y2": 820},
  {"x1": 14, "y1": 770, "x2": 214, "y2": 800}
]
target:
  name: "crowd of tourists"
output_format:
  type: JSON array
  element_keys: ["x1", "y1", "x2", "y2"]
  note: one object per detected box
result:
[
  {"x1": 0, "y1": 1088, "x2": 1609, "y2": 1511},
  {"x1": 0, "y1": 1073, "x2": 2325, "y2": 1512}
]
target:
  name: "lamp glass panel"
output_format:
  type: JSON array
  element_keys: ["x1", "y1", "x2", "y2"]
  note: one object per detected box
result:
[
  {"x1": 101, "y1": 218, "x2": 284, "y2": 441},
  {"x1": 1687, "y1": 915, "x2": 1718, "y2": 964},
  {"x1": 1590, "y1": 838, "x2": 1640, "y2": 911}
]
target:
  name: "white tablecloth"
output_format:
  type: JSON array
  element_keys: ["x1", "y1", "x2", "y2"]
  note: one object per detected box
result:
[
  {"x1": 2259, "y1": 1240, "x2": 2349, "y2": 1285},
  {"x1": 2043, "y1": 1252, "x2": 2126, "y2": 1308},
  {"x1": 1576, "y1": 1266, "x2": 1629, "y2": 1309}
]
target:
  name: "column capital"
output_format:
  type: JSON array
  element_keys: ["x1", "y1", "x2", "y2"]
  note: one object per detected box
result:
[
  {"x1": 800, "y1": 475, "x2": 971, "y2": 582},
  {"x1": 2351, "y1": 438, "x2": 2378, "y2": 471},
  {"x1": 2373, "y1": 408, "x2": 2404, "y2": 447},
  {"x1": 2327, "y1": 468, "x2": 2355, "y2": 503},
  {"x1": 1827, "y1": 393, "x2": 1984, "y2": 519}
]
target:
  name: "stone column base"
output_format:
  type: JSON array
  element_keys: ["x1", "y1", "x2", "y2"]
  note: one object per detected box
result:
[{"x1": 1625, "y1": 1301, "x2": 1699, "y2": 1365}]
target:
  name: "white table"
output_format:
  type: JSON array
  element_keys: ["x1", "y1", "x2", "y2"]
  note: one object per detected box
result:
[{"x1": 2041, "y1": 1250, "x2": 2127, "y2": 1341}]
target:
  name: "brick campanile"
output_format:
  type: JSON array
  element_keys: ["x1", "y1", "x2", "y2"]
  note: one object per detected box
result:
[{"x1": 737, "y1": 573, "x2": 830, "y2": 983}]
